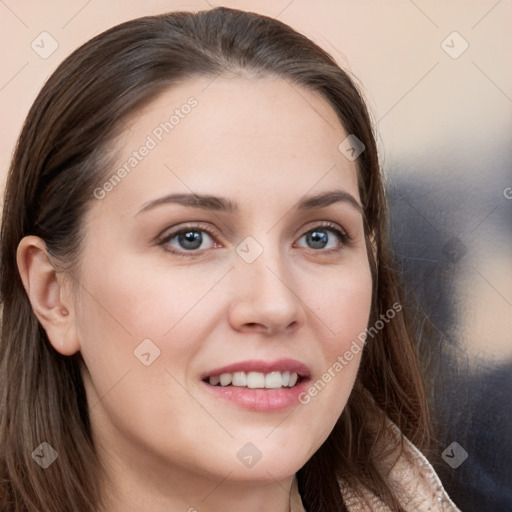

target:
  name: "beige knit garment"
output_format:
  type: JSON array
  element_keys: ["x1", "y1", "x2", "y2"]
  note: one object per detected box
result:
[{"x1": 289, "y1": 430, "x2": 461, "y2": 512}]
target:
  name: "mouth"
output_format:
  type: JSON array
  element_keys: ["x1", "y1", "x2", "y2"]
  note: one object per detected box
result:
[{"x1": 200, "y1": 359, "x2": 310, "y2": 411}]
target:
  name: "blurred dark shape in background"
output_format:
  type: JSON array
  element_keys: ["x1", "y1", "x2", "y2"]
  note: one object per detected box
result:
[{"x1": 387, "y1": 150, "x2": 512, "y2": 512}]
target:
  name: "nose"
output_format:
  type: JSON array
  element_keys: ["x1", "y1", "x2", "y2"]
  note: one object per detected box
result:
[{"x1": 227, "y1": 248, "x2": 306, "y2": 336}]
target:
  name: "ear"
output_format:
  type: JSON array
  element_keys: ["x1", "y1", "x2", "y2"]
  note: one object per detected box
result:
[{"x1": 16, "y1": 236, "x2": 80, "y2": 356}]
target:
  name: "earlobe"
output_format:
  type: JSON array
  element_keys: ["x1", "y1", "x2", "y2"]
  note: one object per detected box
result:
[{"x1": 16, "y1": 235, "x2": 80, "y2": 356}]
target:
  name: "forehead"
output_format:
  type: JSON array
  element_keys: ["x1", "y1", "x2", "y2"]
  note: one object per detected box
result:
[{"x1": 97, "y1": 75, "x2": 360, "y2": 216}]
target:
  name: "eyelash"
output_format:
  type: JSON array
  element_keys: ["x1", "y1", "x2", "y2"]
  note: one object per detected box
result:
[{"x1": 157, "y1": 221, "x2": 352, "y2": 258}]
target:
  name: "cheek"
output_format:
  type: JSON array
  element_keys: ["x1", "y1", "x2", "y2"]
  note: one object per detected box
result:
[
  {"x1": 290, "y1": 257, "x2": 372, "y2": 428},
  {"x1": 73, "y1": 259, "x2": 214, "y2": 451},
  {"x1": 311, "y1": 259, "x2": 373, "y2": 353},
  {"x1": 74, "y1": 253, "x2": 229, "y2": 398},
  {"x1": 77, "y1": 249, "x2": 226, "y2": 338}
]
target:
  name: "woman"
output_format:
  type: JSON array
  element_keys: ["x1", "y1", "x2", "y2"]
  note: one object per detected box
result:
[{"x1": 0, "y1": 7, "x2": 460, "y2": 512}]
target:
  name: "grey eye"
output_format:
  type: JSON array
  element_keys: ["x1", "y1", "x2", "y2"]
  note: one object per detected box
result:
[
  {"x1": 297, "y1": 229, "x2": 340, "y2": 250},
  {"x1": 167, "y1": 229, "x2": 214, "y2": 251}
]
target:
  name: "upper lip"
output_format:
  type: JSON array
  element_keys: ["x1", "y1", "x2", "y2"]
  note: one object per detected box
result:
[{"x1": 201, "y1": 358, "x2": 311, "y2": 379}]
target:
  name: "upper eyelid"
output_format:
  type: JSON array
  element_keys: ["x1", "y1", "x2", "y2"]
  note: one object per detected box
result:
[
  {"x1": 158, "y1": 222, "x2": 219, "y2": 241},
  {"x1": 302, "y1": 220, "x2": 347, "y2": 233}
]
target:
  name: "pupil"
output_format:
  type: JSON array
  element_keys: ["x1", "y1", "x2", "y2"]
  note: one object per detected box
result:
[
  {"x1": 307, "y1": 230, "x2": 328, "y2": 249},
  {"x1": 179, "y1": 230, "x2": 202, "y2": 250}
]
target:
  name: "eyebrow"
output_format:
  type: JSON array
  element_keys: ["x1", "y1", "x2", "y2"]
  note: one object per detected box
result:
[
  {"x1": 137, "y1": 193, "x2": 237, "y2": 215},
  {"x1": 136, "y1": 190, "x2": 362, "y2": 216},
  {"x1": 297, "y1": 190, "x2": 362, "y2": 213}
]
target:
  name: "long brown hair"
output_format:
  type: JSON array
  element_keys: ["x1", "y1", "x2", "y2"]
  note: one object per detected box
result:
[{"x1": 0, "y1": 7, "x2": 430, "y2": 511}]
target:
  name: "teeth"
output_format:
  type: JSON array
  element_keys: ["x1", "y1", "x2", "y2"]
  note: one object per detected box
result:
[
  {"x1": 219, "y1": 373, "x2": 232, "y2": 386},
  {"x1": 208, "y1": 371, "x2": 300, "y2": 388},
  {"x1": 232, "y1": 372, "x2": 247, "y2": 386},
  {"x1": 247, "y1": 371, "x2": 265, "y2": 388},
  {"x1": 265, "y1": 371, "x2": 283, "y2": 389}
]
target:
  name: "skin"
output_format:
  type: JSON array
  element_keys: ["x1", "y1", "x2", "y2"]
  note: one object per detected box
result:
[{"x1": 17, "y1": 75, "x2": 373, "y2": 512}]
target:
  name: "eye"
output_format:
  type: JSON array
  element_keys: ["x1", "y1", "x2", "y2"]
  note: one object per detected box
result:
[
  {"x1": 162, "y1": 228, "x2": 216, "y2": 252},
  {"x1": 295, "y1": 224, "x2": 349, "y2": 251}
]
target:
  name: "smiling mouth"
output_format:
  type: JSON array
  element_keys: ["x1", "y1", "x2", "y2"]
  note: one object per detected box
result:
[{"x1": 203, "y1": 371, "x2": 305, "y2": 389}]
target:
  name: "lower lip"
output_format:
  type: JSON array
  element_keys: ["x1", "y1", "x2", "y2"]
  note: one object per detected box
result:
[{"x1": 201, "y1": 379, "x2": 309, "y2": 412}]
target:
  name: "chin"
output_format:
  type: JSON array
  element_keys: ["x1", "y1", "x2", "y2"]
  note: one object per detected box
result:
[{"x1": 210, "y1": 441, "x2": 312, "y2": 484}]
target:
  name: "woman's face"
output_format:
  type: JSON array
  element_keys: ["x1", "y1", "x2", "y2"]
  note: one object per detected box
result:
[{"x1": 73, "y1": 75, "x2": 372, "y2": 488}]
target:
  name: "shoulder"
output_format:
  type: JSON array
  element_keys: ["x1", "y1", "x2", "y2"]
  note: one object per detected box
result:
[{"x1": 339, "y1": 422, "x2": 461, "y2": 512}]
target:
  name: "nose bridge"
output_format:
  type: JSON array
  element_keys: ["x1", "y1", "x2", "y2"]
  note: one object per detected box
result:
[
  {"x1": 228, "y1": 235, "x2": 304, "y2": 333},
  {"x1": 239, "y1": 236, "x2": 293, "y2": 297}
]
